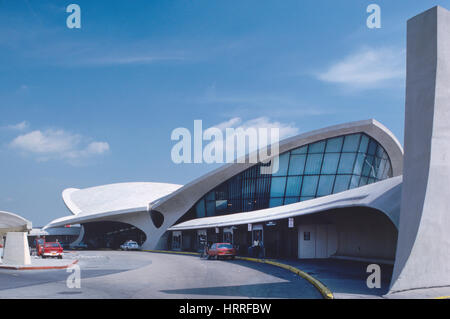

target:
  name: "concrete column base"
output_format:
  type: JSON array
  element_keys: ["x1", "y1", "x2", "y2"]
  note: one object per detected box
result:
[{"x1": 3, "y1": 232, "x2": 31, "y2": 265}]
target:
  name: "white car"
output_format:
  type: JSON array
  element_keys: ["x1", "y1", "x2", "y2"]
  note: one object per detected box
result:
[{"x1": 120, "y1": 240, "x2": 140, "y2": 251}]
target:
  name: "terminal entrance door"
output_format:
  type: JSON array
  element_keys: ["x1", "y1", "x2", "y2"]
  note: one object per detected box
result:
[
  {"x1": 298, "y1": 225, "x2": 316, "y2": 258},
  {"x1": 252, "y1": 224, "x2": 263, "y2": 246},
  {"x1": 223, "y1": 228, "x2": 233, "y2": 244},
  {"x1": 197, "y1": 229, "x2": 207, "y2": 253},
  {"x1": 172, "y1": 231, "x2": 182, "y2": 251},
  {"x1": 298, "y1": 224, "x2": 337, "y2": 259}
]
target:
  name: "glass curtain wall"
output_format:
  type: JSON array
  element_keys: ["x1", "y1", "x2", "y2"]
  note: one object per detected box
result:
[{"x1": 194, "y1": 133, "x2": 393, "y2": 218}]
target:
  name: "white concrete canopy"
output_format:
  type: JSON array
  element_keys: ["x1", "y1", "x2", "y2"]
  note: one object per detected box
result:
[
  {"x1": 0, "y1": 211, "x2": 32, "y2": 265},
  {"x1": 0, "y1": 211, "x2": 32, "y2": 235}
]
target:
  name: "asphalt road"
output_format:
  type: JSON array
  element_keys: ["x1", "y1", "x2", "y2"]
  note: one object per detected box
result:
[{"x1": 0, "y1": 251, "x2": 322, "y2": 299}]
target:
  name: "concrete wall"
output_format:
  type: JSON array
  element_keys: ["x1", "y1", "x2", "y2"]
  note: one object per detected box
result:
[
  {"x1": 2, "y1": 232, "x2": 31, "y2": 265},
  {"x1": 297, "y1": 208, "x2": 398, "y2": 262},
  {"x1": 390, "y1": 6, "x2": 450, "y2": 293}
]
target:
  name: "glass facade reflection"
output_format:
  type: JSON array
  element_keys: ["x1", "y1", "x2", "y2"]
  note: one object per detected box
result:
[{"x1": 193, "y1": 133, "x2": 393, "y2": 218}]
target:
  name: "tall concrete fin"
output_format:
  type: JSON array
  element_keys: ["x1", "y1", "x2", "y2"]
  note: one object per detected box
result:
[{"x1": 390, "y1": 6, "x2": 450, "y2": 293}]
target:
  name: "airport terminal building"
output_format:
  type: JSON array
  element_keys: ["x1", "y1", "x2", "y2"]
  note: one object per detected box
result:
[
  {"x1": 46, "y1": 119, "x2": 404, "y2": 264},
  {"x1": 21, "y1": 6, "x2": 450, "y2": 293}
]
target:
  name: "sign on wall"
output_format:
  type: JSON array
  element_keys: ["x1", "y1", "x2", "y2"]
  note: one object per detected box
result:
[{"x1": 289, "y1": 218, "x2": 294, "y2": 228}]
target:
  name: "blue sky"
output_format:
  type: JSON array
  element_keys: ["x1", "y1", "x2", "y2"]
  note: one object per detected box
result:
[{"x1": 0, "y1": 0, "x2": 446, "y2": 226}]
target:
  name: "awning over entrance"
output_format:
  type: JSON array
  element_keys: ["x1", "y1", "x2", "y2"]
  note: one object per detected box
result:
[{"x1": 168, "y1": 176, "x2": 402, "y2": 231}]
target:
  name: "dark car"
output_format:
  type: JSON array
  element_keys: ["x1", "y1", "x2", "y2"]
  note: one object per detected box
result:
[{"x1": 207, "y1": 243, "x2": 236, "y2": 260}]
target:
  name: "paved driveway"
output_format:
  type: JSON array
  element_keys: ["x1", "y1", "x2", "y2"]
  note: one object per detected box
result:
[{"x1": 0, "y1": 251, "x2": 321, "y2": 299}]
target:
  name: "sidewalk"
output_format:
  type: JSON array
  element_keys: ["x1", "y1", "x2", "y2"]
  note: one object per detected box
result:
[
  {"x1": 271, "y1": 258, "x2": 393, "y2": 299},
  {"x1": 0, "y1": 256, "x2": 79, "y2": 270}
]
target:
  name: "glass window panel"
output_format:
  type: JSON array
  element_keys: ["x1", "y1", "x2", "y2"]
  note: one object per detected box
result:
[
  {"x1": 325, "y1": 137, "x2": 343, "y2": 153},
  {"x1": 206, "y1": 200, "x2": 216, "y2": 217},
  {"x1": 338, "y1": 153, "x2": 356, "y2": 174},
  {"x1": 285, "y1": 176, "x2": 302, "y2": 197},
  {"x1": 195, "y1": 199, "x2": 206, "y2": 218},
  {"x1": 291, "y1": 146, "x2": 308, "y2": 154},
  {"x1": 272, "y1": 152, "x2": 290, "y2": 176},
  {"x1": 353, "y1": 153, "x2": 366, "y2": 175},
  {"x1": 288, "y1": 155, "x2": 306, "y2": 175},
  {"x1": 359, "y1": 176, "x2": 368, "y2": 186},
  {"x1": 377, "y1": 159, "x2": 387, "y2": 179},
  {"x1": 376, "y1": 145, "x2": 385, "y2": 158},
  {"x1": 215, "y1": 200, "x2": 228, "y2": 213},
  {"x1": 367, "y1": 140, "x2": 377, "y2": 155},
  {"x1": 372, "y1": 157, "x2": 381, "y2": 178},
  {"x1": 383, "y1": 160, "x2": 392, "y2": 179},
  {"x1": 269, "y1": 197, "x2": 284, "y2": 208},
  {"x1": 206, "y1": 191, "x2": 215, "y2": 201},
  {"x1": 284, "y1": 197, "x2": 300, "y2": 205},
  {"x1": 317, "y1": 175, "x2": 335, "y2": 196},
  {"x1": 349, "y1": 175, "x2": 360, "y2": 189},
  {"x1": 301, "y1": 175, "x2": 319, "y2": 197},
  {"x1": 270, "y1": 176, "x2": 287, "y2": 197},
  {"x1": 387, "y1": 165, "x2": 393, "y2": 177},
  {"x1": 368, "y1": 178, "x2": 375, "y2": 184},
  {"x1": 300, "y1": 196, "x2": 315, "y2": 202},
  {"x1": 358, "y1": 135, "x2": 369, "y2": 153},
  {"x1": 362, "y1": 156, "x2": 375, "y2": 177},
  {"x1": 242, "y1": 178, "x2": 256, "y2": 199},
  {"x1": 308, "y1": 141, "x2": 326, "y2": 153},
  {"x1": 342, "y1": 134, "x2": 361, "y2": 152},
  {"x1": 322, "y1": 153, "x2": 340, "y2": 174},
  {"x1": 333, "y1": 175, "x2": 351, "y2": 193},
  {"x1": 305, "y1": 154, "x2": 324, "y2": 174}
]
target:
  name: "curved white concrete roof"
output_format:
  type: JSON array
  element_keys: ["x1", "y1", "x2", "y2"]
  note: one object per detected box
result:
[
  {"x1": 0, "y1": 211, "x2": 32, "y2": 233},
  {"x1": 46, "y1": 182, "x2": 183, "y2": 228},
  {"x1": 169, "y1": 176, "x2": 402, "y2": 231},
  {"x1": 152, "y1": 119, "x2": 403, "y2": 228}
]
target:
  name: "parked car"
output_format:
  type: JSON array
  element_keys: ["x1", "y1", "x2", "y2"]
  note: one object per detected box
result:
[
  {"x1": 35, "y1": 238, "x2": 46, "y2": 257},
  {"x1": 207, "y1": 243, "x2": 236, "y2": 260},
  {"x1": 41, "y1": 242, "x2": 64, "y2": 259},
  {"x1": 120, "y1": 240, "x2": 140, "y2": 251}
]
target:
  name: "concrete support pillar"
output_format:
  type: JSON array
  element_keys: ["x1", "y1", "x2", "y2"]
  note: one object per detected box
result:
[
  {"x1": 3, "y1": 232, "x2": 31, "y2": 265},
  {"x1": 390, "y1": 6, "x2": 450, "y2": 293}
]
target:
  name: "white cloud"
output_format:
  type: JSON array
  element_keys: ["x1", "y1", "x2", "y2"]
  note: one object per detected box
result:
[
  {"x1": 10, "y1": 129, "x2": 109, "y2": 163},
  {"x1": 5, "y1": 121, "x2": 29, "y2": 131},
  {"x1": 317, "y1": 47, "x2": 405, "y2": 88}
]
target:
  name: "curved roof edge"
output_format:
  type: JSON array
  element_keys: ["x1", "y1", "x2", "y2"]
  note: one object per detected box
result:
[
  {"x1": 168, "y1": 176, "x2": 402, "y2": 231},
  {"x1": 0, "y1": 211, "x2": 32, "y2": 233},
  {"x1": 45, "y1": 206, "x2": 148, "y2": 228},
  {"x1": 62, "y1": 188, "x2": 82, "y2": 215},
  {"x1": 61, "y1": 182, "x2": 183, "y2": 216},
  {"x1": 153, "y1": 119, "x2": 404, "y2": 220}
]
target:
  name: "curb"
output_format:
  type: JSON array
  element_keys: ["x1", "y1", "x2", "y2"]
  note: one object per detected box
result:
[
  {"x1": 0, "y1": 259, "x2": 79, "y2": 271},
  {"x1": 144, "y1": 250, "x2": 334, "y2": 299},
  {"x1": 144, "y1": 250, "x2": 201, "y2": 256}
]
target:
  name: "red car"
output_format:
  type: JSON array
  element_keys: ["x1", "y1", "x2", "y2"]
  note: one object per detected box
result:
[
  {"x1": 41, "y1": 242, "x2": 64, "y2": 259},
  {"x1": 207, "y1": 243, "x2": 236, "y2": 260}
]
